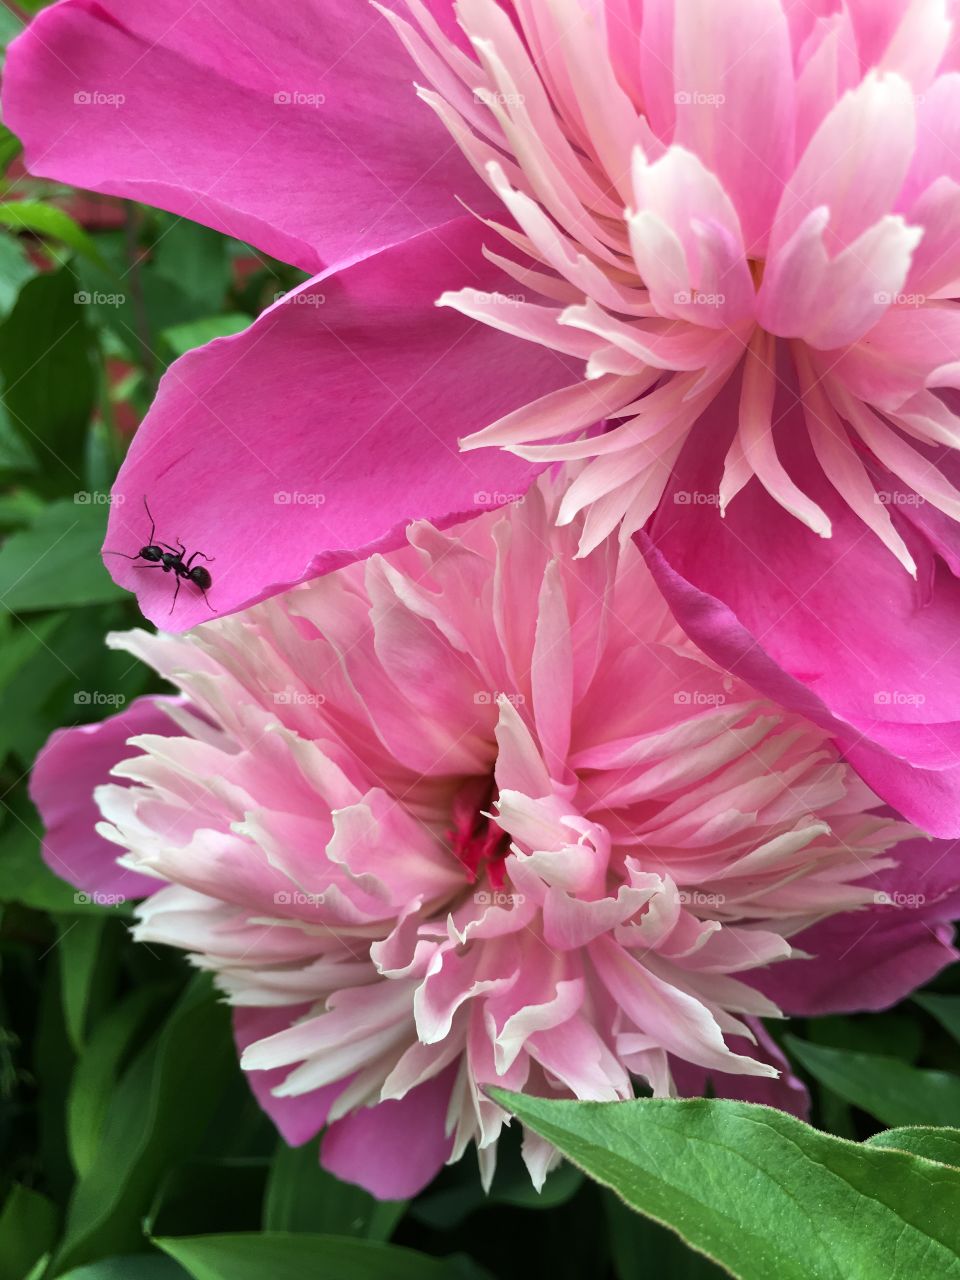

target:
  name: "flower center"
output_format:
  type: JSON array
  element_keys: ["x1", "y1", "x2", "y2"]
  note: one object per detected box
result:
[{"x1": 447, "y1": 775, "x2": 510, "y2": 890}]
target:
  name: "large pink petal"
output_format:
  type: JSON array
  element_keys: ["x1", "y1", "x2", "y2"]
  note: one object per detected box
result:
[
  {"x1": 234, "y1": 1006, "x2": 346, "y2": 1147},
  {"x1": 642, "y1": 379, "x2": 960, "y2": 837},
  {"x1": 752, "y1": 835, "x2": 960, "y2": 1016},
  {"x1": 320, "y1": 1065, "x2": 457, "y2": 1199},
  {"x1": 29, "y1": 695, "x2": 175, "y2": 900},
  {"x1": 103, "y1": 217, "x2": 578, "y2": 631},
  {"x1": 2, "y1": 0, "x2": 484, "y2": 273},
  {"x1": 672, "y1": 0, "x2": 795, "y2": 254}
]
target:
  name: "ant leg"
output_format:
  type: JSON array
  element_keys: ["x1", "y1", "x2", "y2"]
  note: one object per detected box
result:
[
  {"x1": 199, "y1": 586, "x2": 217, "y2": 613},
  {"x1": 169, "y1": 575, "x2": 182, "y2": 615},
  {"x1": 185, "y1": 550, "x2": 216, "y2": 569},
  {"x1": 134, "y1": 563, "x2": 163, "y2": 570},
  {"x1": 143, "y1": 496, "x2": 157, "y2": 545}
]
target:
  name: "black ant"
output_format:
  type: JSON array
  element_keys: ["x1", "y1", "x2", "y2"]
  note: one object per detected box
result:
[{"x1": 105, "y1": 497, "x2": 216, "y2": 614}]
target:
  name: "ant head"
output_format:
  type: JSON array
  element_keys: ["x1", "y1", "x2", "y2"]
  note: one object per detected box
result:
[
  {"x1": 141, "y1": 545, "x2": 164, "y2": 562},
  {"x1": 189, "y1": 565, "x2": 213, "y2": 589}
]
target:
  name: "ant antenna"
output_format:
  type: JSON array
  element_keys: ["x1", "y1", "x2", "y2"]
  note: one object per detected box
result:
[{"x1": 143, "y1": 496, "x2": 156, "y2": 544}]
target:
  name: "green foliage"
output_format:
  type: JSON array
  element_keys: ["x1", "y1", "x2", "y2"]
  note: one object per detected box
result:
[{"x1": 495, "y1": 1090, "x2": 960, "y2": 1280}]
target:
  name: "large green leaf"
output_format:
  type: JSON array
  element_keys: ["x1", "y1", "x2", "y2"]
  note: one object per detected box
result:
[
  {"x1": 0, "y1": 233, "x2": 36, "y2": 320},
  {"x1": 58, "y1": 914, "x2": 110, "y2": 1052},
  {"x1": 0, "y1": 497, "x2": 126, "y2": 610},
  {"x1": 54, "y1": 979, "x2": 235, "y2": 1272},
  {"x1": 67, "y1": 988, "x2": 166, "y2": 1177},
  {"x1": 264, "y1": 1138, "x2": 406, "y2": 1240},
  {"x1": 161, "y1": 314, "x2": 250, "y2": 358},
  {"x1": 0, "y1": 201, "x2": 108, "y2": 269},
  {"x1": 785, "y1": 1035, "x2": 960, "y2": 1127},
  {"x1": 58, "y1": 1259, "x2": 190, "y2": 1280},
  {"x1": 155, "y1": 1233, "x2": 491, "y2": 1280},
  {"x1": 0, "y1": 1183, "x2": 58, "y2": 1280},
  {"x1": 866, "y1": 1127, "x2": 960, "y2": 1167},
  {"x1": 493, "y1": 1091, "x2": 960, "y2": 1280},
  {"x1": 0, "y1": 266, "x2": 97, "y2": 491}
]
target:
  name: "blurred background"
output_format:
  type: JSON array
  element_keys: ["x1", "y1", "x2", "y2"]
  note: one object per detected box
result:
[{"x1": 2, "y1": 3, "x2": 960, "y2": 1278}]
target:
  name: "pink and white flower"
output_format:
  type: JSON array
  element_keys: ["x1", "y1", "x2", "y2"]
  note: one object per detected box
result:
[
  {"x1": 30, "y1": 479, "x2": 960, "y2": 1196},
  {"x1": 9, "y1": 0, "x2": 960, "y2": 833}
]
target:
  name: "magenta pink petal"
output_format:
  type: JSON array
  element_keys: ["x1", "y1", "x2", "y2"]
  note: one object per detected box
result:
[
  {"x1": 2, "y1": 0, "x2": 486, "y2": 273},
  {"x1": 28, "y1": 695, "x2": 175, "y2": 901},
  {"x1": 753, "y1": 835, "x2": 960, "y2": 1016},
  {"x1": 320, "y1": 1065, "x2": 457, "y2": 1199},
  {"x1": 234, "y1": 1006, "x2": 346, "y2": 1147},
  {"x1": 641, "y1": 387, "x2": 960, "y2": 837},
  {"x1": 103, "y1": 216, "x2": 578, "y2": 631}
]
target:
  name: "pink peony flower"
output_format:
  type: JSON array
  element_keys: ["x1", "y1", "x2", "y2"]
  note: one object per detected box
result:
[
  {"x1": 8, "y1": 0, "x2": 960, "y2": 834},
  {"x1": 30, "y1": 479, "x2": 960, "y2": 1196}
]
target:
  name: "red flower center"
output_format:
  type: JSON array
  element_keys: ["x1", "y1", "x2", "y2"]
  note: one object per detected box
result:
[{"x1": 447, "y1": 776, "x2": 511, "y2": 890}]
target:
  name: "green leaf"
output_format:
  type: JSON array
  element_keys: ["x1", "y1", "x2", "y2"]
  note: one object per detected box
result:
[
  {"x1": 915, "y1": 993, "x2": 960, "y2": 1042},
  {"x1": 58, "y1": 1258, "x2": 191, "y2": 1280},
  {"x1": 0, "y1": 782, "x2": 78, "y2": 912},
  {"x1": 54, "y1": 979, "x2": 236, "y2": 1272},
  {"x1": 492, "y1": 1091, "x2": 960, "y2": 1280},
  {"x1": 160, "y1": 314, "x2": 250, "y2": 358},
  {"x1": 0, "y1": 233, "x2": 37, "y2": 320},
  {"x1": 0, "y1": 124, "x2": 22, "y2": 174},
  {"x1": 866, "y1": 1127, "x2": 960, "y2": 1168},
  {"x1": 0, "y1": 1183, "x2": 58, "y2": 1280},
  {"x1": 67, "y1": 988, "x2": 166, "y2": 1178},
  {"x1": 0, "y1": 267, "x2": 97, "y2": 491},
  {"x1": 155, "y1": 1233, "x2": 488, "y2": 1280},
  {"x1": 0, "y1": 200, "x2": 109, "y2": 269},
  {"x1": 264, "y1": 1139, "x2": 405, "y2": 1240},
  {"x1": 153, "y1": 221, "x2": 230, "y2": 309},
  {"x1": 58, "y1": 915, "x2": 110, "y2": 1052},
  {"x1": 0, "y1": 497, "x2": 126, "y2": 611},
  {"x1": 786, "y1": 1035, "x2": 960, "y2": 1127}
]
